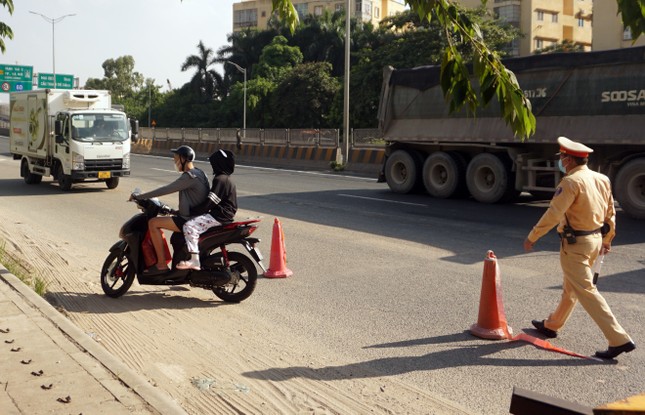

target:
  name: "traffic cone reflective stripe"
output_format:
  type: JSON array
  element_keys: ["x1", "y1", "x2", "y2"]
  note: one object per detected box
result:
[
  {"x1": 264, "y1": 218, "x2": 293, "y2": 278},
  {"x1": 470, "y1": 250, "x2": 513, "y2": 340}
]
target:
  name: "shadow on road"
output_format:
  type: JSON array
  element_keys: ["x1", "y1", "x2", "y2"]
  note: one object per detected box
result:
[
  {"x1": 241, "y1": 330, "x2": 603, "y2": 382},
  {"x1": 45, "y1": 288, "x2": 232, "y2": 314}
]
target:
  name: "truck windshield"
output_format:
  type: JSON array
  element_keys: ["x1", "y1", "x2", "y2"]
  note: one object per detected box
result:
[{"x1": 71, "y1": 113, "x2": 128, "y2": 142}]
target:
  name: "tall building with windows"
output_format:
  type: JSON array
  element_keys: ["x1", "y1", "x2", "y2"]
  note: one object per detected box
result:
[
  {"x1": 592, "y1": 1, "x2": 645, "y2": 50},
  {"x1": 232, "y1": 0, "x2": 407, "y2": 32},
  {"x1": 459, "y1": 0, "x2": 593, "y2": 56}
]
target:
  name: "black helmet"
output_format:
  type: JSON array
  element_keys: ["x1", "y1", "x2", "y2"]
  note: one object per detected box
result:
[
  {"x1": 171, "y1": 145, "x2": 195, "y2": 162},
  {"x1": 208, "y1": 149, "x2": 235, "y2": 175}
]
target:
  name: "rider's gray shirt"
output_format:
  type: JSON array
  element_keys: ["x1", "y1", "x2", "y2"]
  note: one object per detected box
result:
[{"x1": 136, "y1": 168, "x2": 209, "y2": 218}]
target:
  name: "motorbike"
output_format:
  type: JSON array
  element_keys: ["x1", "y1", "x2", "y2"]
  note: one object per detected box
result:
[{"x1": 100, "y1": 197, "x2": 265, "y2": 303}]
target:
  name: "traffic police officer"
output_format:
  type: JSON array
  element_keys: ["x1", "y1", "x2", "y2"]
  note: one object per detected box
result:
[{"x1": 523, "y1": 136, "x2": 636, "y2": 359}]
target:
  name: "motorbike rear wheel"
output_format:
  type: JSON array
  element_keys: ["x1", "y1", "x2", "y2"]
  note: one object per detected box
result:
[
  {"x1": 101, "y1": 250, "x2": 136, "y2": 298},
  {"x1": 210, "y1": 251, "x2": 257, "y2": 303}
]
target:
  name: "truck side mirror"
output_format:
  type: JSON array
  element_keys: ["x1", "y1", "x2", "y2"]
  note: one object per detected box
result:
[
  {"x1": 54, "y1": 120, "x2": 65, "y2": 144},
  {"x1": 130, "y1": 118, "x2": 139, "y2": 143}
]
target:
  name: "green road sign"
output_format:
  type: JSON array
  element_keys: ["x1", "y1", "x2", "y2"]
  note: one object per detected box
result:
[
  {"x1": 0, "y1": 81, "x2": 32, "y2": 93},
  {"x1": 37, "y1": 73, "x2": 74, "y2": 89},
  {"x1": 0, "y1": 64, "x2": 33, "y2": 82}
]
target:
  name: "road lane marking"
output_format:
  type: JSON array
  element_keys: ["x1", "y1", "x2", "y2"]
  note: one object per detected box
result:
[{"x1": 338, "y1": 193, "x2": 428, "y2": 207}]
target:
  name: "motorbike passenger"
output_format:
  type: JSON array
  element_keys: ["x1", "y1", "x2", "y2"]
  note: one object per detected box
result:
[
  {"x1": 177, "y1": 149, "x2": 238, "y2": 271},
  {"x1": 129, "y1": 145, "x2": 209, "y2": 274}
]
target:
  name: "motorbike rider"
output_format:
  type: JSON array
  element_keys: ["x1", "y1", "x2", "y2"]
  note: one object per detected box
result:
[
  {"x1": 129, "y1": 145, "x2": 209, "y2": 274},
  {"x1": 177, "y1": 149, "x2": 238, "y2": 271}
]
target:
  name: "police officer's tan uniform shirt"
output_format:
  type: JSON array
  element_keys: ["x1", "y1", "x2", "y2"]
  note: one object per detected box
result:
[{"x1": 527, "y1": 165, "x2": 616, "y2": 245}]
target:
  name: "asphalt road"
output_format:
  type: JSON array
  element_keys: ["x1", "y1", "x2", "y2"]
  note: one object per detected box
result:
[{"x1": 1, "y1": 137, "x2": 643, "y2": 414}]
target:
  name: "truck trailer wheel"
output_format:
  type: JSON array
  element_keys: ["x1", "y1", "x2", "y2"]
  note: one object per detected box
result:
[
  {"x1": 422, "y1": 151, "x2": 466, "y2": 198},
  {"x1": 21, "y1": 159, "x2": 42, "y2": 185},
  {"x1": 106, "y1": 177, "x2": 120, "y2": 189},
  {"x1": 466, "y1": 153, "x2": 514, "y2": 204},
  {"x1": 384, "y1": 150, "x2": 420, "y2": 194},
  {"x1": 615, "y1": 158, "x2": 645, "y2": 219},
  {"x1": 56, "y1": 164, "x2": 73, "y2": 191}
]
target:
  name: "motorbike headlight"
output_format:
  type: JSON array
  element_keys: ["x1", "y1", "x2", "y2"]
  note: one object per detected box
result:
[
  {"x1": 72, "y1": 152, "x2": 84, "y2": 170},
  {"x1": 122, "y1": 152, "x2": 130, "y2": 169}
]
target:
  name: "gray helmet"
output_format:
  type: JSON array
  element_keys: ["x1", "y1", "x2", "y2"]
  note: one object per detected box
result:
[{"x1": 171, "y1": 145, "x2": 195, "y2": 162}]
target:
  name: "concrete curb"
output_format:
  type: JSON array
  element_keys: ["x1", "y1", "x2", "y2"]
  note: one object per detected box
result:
[{"x1": 0, "y1": 264, "x2": 188, "y2": 415}]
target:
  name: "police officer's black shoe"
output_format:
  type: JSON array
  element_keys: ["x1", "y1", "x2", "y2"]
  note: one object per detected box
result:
[
  {"x1": 531, "y1": 320, "x2": 558, "y2": 338},
  {"x1": 595, "y1": 341, "x2": 636, "y2": 359}
]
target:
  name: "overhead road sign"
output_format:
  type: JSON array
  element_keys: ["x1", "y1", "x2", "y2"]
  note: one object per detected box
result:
[
  {"x1": 0, "y1": 81, "x2": 32, "y2": 93},
  {"x1": 0, "y1": 64, "x2": 34, "y2": 93},
  {"x1": 37, "y1": 73, "x2": 74, "y2": 89},
  {"x1": 0, "y1": 64, "x2": 33, "y2": 82}
]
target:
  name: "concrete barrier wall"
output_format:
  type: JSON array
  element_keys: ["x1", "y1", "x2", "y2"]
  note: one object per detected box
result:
[{"x1": 132, "y1": 138, "x2": 384, "y2": 176}]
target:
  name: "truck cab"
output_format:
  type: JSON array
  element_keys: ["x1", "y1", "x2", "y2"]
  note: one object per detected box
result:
[{"x1": 10, "y1": 89, "x2": 139, "y2": 191}]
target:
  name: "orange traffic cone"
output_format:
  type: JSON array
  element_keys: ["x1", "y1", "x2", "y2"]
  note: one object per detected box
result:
[
  {"x1": 263, "y1": 218, "x2": 293, "y2": 278},
  {"x1": 470, "y1": 250, "x2": 513, "y2": 340}
]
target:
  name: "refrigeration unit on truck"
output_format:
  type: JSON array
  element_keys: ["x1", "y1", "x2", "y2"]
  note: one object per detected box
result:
[
  {"x1": 9, "y1": 89, "x2": 139, "y2": 191},
  {"x1": 377, "y1": 46, "x2": 645, "y2": 219}
]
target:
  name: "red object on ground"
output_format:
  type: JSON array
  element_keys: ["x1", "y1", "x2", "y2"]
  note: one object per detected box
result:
[{"x1": 263, "y1": 218, "x2": 293, "y2": 279}]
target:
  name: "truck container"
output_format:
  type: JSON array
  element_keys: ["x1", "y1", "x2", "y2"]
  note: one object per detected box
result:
[
  {"x1": 377, "y1": 46, "x2": 645, "y2": 219},
  {"x1": 10, "y1": 89, "x2": 139, "y2": 190}
]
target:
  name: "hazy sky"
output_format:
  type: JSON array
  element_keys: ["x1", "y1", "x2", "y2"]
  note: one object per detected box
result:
[{"x1": 1, "y1": 0, "x2": 237, "y2": 103}]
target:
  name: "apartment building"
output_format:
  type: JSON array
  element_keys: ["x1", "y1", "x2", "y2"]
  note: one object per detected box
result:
[
  {"x1": 232, "y1": 0, "x2": 407, "y2": 31},
  {"x1": 592, "y1": 0, "x2": 645, "y2": 50},
  {"x1": 460, "y1": 0, "x2": 593, "y2": 56}
]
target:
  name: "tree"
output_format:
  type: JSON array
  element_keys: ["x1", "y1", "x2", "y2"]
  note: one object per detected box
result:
[
  {"x1": 347, "y1": 7, "x2": 518, "y2": 127},
  {"x1": 0, "y1": 0, "x2": 13, "y2": 53},
  {"x1": 270, "y1": 62, "x2": 340, "y2": 128},
  {"x1": 272, "y1": 0, "x2": 645, "y2": 140},
  {"x1": 254, "y1": 35, "x2": 303, "y2": 79},
  {"x1": 180, "y1": 40, "x2": 222, "y2": 101},
  {"x1": 85, "y1": 56, "x2": 145, "y2": 102}
]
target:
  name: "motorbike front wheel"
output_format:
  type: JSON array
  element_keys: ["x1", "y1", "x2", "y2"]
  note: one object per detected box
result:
[
  {"x1": 210, "y1": 251, "x2": 257, "y2": 303},
  {"x1": 101, "y1": 250, "x2": 136, "y2": 298}
]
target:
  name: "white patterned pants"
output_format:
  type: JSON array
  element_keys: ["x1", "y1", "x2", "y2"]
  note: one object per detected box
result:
[{"x1": 183, "y1": 214, "x2": 221, "y2": 253}]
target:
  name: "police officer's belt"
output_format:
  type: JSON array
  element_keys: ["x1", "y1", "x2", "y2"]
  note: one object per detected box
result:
[{"x1": 568, "y1": 228, "x2": 602, "y2": 236}]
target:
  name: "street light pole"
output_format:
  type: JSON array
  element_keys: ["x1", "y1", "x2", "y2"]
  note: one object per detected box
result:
[
  {"x1": 226, "y1": 61, "x2": 247, "y2": 138},
  {"x1": 29, "y1": 11, "x2": 76, "y2": 89},
  {"x1": 341, "y1": 0, "x2": 351, "y2": 165}
]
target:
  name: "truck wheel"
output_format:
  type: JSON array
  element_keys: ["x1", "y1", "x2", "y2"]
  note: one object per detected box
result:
[
  {"x1": 385, "y1": 150, "x2": 420, "y2": 194},
  {"x1": 106, "y1": 177, "x2": 120, "y2": 189},
  {"x1": 57, "y1": 165, "x2": 73, "y2": 191},
  {"x1": 422, "y1": 151, "x2": 466, "y2": 198},
  {"x1": 615, "y1": 158, "x2": 645, "y2": 219},
  {"x1": 466, "y1": 153, "x2": 513, "y2": 204},
  {"x1": 21, "y1": 159, "x2": 42, "y2": 185}
]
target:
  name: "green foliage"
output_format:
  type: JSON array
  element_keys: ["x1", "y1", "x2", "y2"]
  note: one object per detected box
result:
[
  {"x1": 181, "y1": 40, "x2": 223, "y2": 101},
  {"x1": 0, "y1": 0, "x2": 14, "y2": 53},
  {"x1": 254, "y1": 35, "x2": 303, "y2": 80},
  {"x1": 618, "y1": 0, "x2": 645, "y2": 40},
  {"x1": 270, "y1": 62, "x2": 340, "y2": 128},
  {"x1": 85, "y1": 56, "x2": 145, "y2": 101}
]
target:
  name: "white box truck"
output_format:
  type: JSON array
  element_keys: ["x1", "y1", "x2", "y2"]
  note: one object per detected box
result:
[{"x1": 9, "y1": 89, "x2": 139, "y2": 190}]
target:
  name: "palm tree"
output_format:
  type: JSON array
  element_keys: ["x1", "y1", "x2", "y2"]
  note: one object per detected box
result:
[{"x1": 181, "y1": 40, "x2": 223, "y2": 101}]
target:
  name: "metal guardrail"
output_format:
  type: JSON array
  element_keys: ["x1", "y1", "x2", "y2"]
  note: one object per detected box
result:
[{"x1": 139, "y1": 127, "x2": 385, "y2": 148}]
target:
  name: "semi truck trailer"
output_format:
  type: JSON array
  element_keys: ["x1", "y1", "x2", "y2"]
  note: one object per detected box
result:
[
  {"x1": 377, "y1": 46, "x2": 645, "y2": 219},
  {"x1": 10, "y1": 89, "x2": 138, "y2": 190}
]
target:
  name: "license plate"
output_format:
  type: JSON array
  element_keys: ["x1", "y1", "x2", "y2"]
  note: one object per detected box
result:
[{"x1": 98, "y1": 171, "x2": 111, "y2": 179}]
